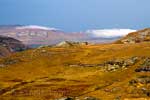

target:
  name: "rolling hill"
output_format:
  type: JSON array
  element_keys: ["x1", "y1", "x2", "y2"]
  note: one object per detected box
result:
[
  {"x1": 0, "y1": 28, "x2": 150, "y2": 100},
  {"x1": 116, "y1": 28, "x2": 150, "y2": 44}
]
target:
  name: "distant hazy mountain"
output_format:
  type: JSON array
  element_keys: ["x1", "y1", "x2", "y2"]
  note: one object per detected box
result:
[
  {"x1": 0, "y1": 25, "x2": 88, "y2": 46},
  {"x1": 0, "y1": 25, "x2": 133, "y2": 47}
]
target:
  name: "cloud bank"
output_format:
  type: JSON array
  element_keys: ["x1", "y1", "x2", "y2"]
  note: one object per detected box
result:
[
  {"x1": 16, "y1": 25, "x2": 58, "y2": 31},
  {"x1": 86, "y1": 29, "x2": 136, "y2": 38}
]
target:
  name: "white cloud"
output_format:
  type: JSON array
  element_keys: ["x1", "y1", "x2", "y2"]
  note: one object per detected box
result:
[
  {"x1": 16, "y1": 25, "x2": 58, "y2": 31},
  {"x1": 86, "y1": 29, "x2": 136, "y2": 38}
]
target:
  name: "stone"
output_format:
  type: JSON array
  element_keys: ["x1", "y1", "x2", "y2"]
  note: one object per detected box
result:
[
  {"x1": 135, "y1": 57, "x2": 150, "y2": 72},
  {"x1": 101, "y1": 57, "x2": 140, "y2": 72},
  {"x1": 55, "y1": 41, "x2": 89, "y2": 47},
  {"x1": 83, "y1": 97, "x2": 99, "y2": 100},
  {"x1": 128, "y1": 76, "x2": 150, "y2": 97},
  {"x1": 56, "y1": 97, "x2": 74, "y2": 100}
]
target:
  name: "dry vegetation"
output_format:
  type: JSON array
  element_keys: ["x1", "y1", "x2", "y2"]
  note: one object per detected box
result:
[{"x1": 0, "y1": 42, "x2": 150, "y2": 100}]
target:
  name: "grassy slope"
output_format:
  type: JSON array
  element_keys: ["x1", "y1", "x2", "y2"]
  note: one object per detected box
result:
[{"x1": 0, "y1": 42, "x2": 150, "y2": 100}]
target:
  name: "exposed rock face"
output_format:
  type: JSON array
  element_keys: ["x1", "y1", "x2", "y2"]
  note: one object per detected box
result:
[
  {"x1": 116, "y1": 28, "x2": 150, "y2": 44},
  {"x1": 0, "y1": 36, "x2": 27, "y2": 57},
  {"x1": 0, "y1": 36, "x2": 27, "y2": 52},
  {"x1": 55, "y1": 41, "x2": 89, "y2": 47}
]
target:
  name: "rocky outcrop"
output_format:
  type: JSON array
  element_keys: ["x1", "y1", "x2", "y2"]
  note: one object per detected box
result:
[
  {"x1": 101, "y1": 56, "x2": 139, "y2": 72},
  {"x1": 128, "y1": 75, "x2": 150, "y2": 97},
  {"x1": 135, "y1": 57, "x2": 150, "y2": 72},
  {"x1": 67, "y1": 57, "x2": 139, "y2": 72},
  {"x1": 0, "y1": 35, "x2": 27, "y2": 52},
  {"x1": 56, "y1": 97, "x2": 74, "y2": 100},
  {"x1": 0, "y1": 45, "x2": 11, "y2": 57},
  {"x1": 55, "y1": 41, "x2": 89, "y2": 47},
  {"x1": 0, "y1": 36, "x2": 27, "y2": 57},
  {"x1": 116, "y1": 28, "x2": 150, "y2": 44}
]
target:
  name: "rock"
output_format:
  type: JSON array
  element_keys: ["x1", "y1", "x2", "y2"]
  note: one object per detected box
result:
[
  {"x1": 128, "y1": 76, "x2": 150, "y2": 97},
  {"x1": 67, "y1": 57, "x2": 139, "y2": 72},
  {"x1": 0, "y1": 35, "x2": 27, "y2": 57},
  {"x1": 135, "y1": 67, "x2": 150, "y2": 72},
  {"x1": 55, "y1": 41, "x2": 89, "y2": 47},
  {"x1": 114, "y1": 96, "x2": 121, "y2": 100},
  {"x1": 133, "y1": 76, "x2": 150, "y2": 84},
  {"x1": 124, "y1": 57, "x2": 137, "y2": 66},
  {"x1": 56, "y1": 97, "x2": 74, "y2": 100},
  {"x1": 102, "y1": 57, "x2": 139, "y2": 72},
  {"x1": 0, "y1": 64, "x2": 5, "y2": 68},
  {"x1": 115, "y1": 28, "x2": 150, "y2": 44},
  {"x1": 68, "y1": 57, "x2": 140, "y2": 72},
  {"x1": 0, "y1": 45, "x2": 11, "y2": 57},
  {"x1": 83, "y1": 96, "x2": 100, "y2": 100},
  {"x1": 121, "y1": 37, "x2": 136, "y2": 44},
  {"x1": 106, "y1": 64, "x2": 119, "y2": 71},
  {"x1": 135, "y1": 57, "x2": 150, "y2": 72},
  {"x1": 142, "y1": 58, "x2": 150, "y2": 67},
  {"x1": 0, "y1": 35, "x2": 27, "y2": 52},
  {"x1": 2, "y1": 58, "x2": 22, "y2": 66}
]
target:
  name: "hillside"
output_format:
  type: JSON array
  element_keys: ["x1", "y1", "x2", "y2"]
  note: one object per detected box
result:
[
  {"x1": 0, "y1": 41, "x2": 150, "y2": 100},
  {"x1": 0, "y1": 35, "x2": 27, "y2": 57},
  {"x1": 115, "y1": 28, "x2": 150, "y2": 44},
  {"x1": 0, "y1": 45, "x2": 11, "y2": 57},
  {"x1": 0, "y1": 28, "x2": 149, "y2": 100}
]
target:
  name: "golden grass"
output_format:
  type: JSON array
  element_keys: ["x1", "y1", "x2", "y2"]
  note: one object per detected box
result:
[{"x1": 0, "y1": 42, "x2": 150, "y2": 100}]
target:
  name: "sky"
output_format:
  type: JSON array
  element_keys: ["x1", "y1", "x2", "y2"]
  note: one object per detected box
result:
[{"x1": 0, "y1": 0, "x2": 150, "y2": 32}]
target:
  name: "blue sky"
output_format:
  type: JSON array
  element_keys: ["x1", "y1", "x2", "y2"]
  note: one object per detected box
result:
[{"x1": 0, "y1": 0, "x2": 150, "y2": 32}]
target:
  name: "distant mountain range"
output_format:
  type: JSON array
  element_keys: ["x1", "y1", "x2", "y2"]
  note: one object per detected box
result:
[{"x1": 0, "y1": 25, "x2": 134, "y2": 47}]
